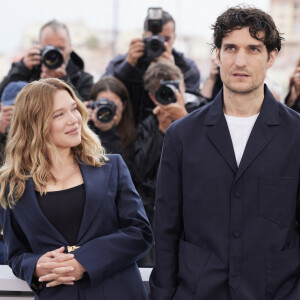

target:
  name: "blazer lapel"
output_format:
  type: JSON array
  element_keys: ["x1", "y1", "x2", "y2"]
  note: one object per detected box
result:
[
  {"x1": 14, "y1": 179, "x2": 67, "y2": 244},
  {"x1": 206, "y1": 91, "x2": 238, "y2": 173},
  {"x1": 76, "y1": 162, "x2": 112, "y2": 243},
  {"x1": 234, "y1": 87, "x2": 280, "y2": 184}
]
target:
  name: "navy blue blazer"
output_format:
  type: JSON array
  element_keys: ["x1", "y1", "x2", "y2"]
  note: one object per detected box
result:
[
  {"x1": 1, "y1": 154, "x2": 152, "y2": 300},
  {"x1": 150, "y1": 86, "x2": 300, "y2": 300}
]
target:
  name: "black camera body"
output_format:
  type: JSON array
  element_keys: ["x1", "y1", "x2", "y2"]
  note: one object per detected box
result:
[
  {"x1": 143, "y1": 7, "x2": 165, "y2": 60},
  {"x1": 41, "y1": 45, "x2": 64, "y2": 69},
  {"x1": 155, "y1": 80, "x2": 180, "y2": 105},
  {"x1": 143, "y1": 36, "x2": 166, "y2": 60},
  {"x1": 87, "y1": 97, "x2": 117, "y2": 123}
]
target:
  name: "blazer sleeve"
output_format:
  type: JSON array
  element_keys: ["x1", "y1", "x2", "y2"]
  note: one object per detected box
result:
[
  {"x1": 149, "y1": 125, "x2": 183, "y2": 299},
  {"x1": 74, "y1": 155, "x2": 153, "y2": 284},
  {"x1": 2, "y1": 207, "x2": 42, "y2": 292}
]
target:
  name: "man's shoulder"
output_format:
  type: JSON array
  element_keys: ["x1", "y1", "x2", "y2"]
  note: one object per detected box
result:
[
  {"x1": 278, "y1": 100, "x2": 300, "y2": 127},
  {"x1": 108, "y1": 54, "x2": 127, "y2": 65},
  {"x1": 168, "y1": 102, "x2": 212, "y2": 135},
  {"x1": 173, "y1": 48, "x2": 197, "y2": 68}
]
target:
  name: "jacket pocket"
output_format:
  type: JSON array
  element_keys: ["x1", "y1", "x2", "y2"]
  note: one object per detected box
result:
[
  {"x1": 266, "y1": 248, "x2": 300, "y2": 300},
  {"x1": 258, "y1": 177, "x2": 298, "y2": 226},
  {"x1": 177, "y1": 239, "x2": 211, "y2": 295}
]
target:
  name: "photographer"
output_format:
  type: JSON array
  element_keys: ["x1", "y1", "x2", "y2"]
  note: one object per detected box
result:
[
  {"x1": 86, "y1": 76, "x2": 136, "y2": 168},
  {"x1": 284, "y1": 58, "x2": 300, "y2": 112},
  {"x1": 104, "y1": 8, "x2": 200, "y2": 126},
  {"x1": 133, "y1": 61, "x2": 206, "y2": 267},
  {"x1": 0, "y1": 81, "x2": 27, "y2": 164},
  {"x1": 0, "y1": 20, "x2": 93, "y2": 101}
]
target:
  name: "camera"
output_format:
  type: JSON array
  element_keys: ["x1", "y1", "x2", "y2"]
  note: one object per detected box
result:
[
  {"x1": 155, "y1": 80, "x2": 180, "y2": 105},
  {"x1": 87, "y1": 98, "x2": 117, "y2": 123},
  {"x1": 41, "y1": 45, "x2": 64, "y2": 69},
  {"x1": 143, "y1": 7, "x2": 165, "y2": 60}
]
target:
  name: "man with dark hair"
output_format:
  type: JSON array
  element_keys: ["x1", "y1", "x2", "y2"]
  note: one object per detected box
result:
[
  {"x1": 150, "y1": 6, "x2": 300, "y2": 300},
  {"x1": 0, "y1": 20, "x2": 93, "y2": 100},
  {"x1": 104, "y1": 9, "x2": 200, "y2": 126}
]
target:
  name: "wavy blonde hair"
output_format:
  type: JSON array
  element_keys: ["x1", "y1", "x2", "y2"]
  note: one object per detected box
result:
[{"x1": 0, "y1": 78, "x2": 107, "y2": 208}]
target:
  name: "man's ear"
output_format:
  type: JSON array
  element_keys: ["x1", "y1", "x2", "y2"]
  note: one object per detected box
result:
[
  {"x1": 215, "y1": 48, "x2": 221, "y2": 67},
  {"x1": 267, "y1": 49, "x2": 278, "y2": 69}
]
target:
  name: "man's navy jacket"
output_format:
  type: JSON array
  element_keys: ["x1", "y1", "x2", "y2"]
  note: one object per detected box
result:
[{"x1": 150, "y1": 86, "x2": 300, "y2": 300}]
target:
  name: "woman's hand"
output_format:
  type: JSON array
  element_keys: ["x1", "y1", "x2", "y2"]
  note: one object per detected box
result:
[
  {"x1": 34, "y1": 246, "x2": 67, "y2": 278},
  {"x1": 37, "y1": 250, "x2": 86, "y2": 287}
]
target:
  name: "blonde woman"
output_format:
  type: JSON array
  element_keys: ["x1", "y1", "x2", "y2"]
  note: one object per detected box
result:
[{"x1": 0, "y1": 78, "x2": 152, "y2": 299}]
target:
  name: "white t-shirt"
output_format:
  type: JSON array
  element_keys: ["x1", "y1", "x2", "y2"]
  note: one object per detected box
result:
[{"x1": 224, "y1": 113, "x2": 259, "y2": 166}]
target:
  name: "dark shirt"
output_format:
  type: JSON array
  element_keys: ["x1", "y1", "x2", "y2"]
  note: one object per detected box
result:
[{"x1": 36, "y1": 184, "x2": 85, "y2": 245}]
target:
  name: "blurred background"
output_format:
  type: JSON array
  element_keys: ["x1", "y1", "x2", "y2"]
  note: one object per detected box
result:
[{"x1": 0, "y1": 0, "x2": 299, "y2": 99}]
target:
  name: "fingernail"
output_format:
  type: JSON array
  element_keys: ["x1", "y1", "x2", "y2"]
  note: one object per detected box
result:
[
  {"x1": 46, "y1": 283, "x2": 50, "y2": 287},
  {"x1": 69, "y1": 267, "x2": 74, "y2": 271},
  {"x1": 37, "y1": 264, "x2": 40, "y2": 268},
  {"x1": 72, "y1": 277, "x2": 75, "y2": 281},
  {"x1": 69, "y1": 254, "x2": 74, "y2": 258},
  {"x1": 38, "y1": 278, "x2": 42, "y2": 282}
]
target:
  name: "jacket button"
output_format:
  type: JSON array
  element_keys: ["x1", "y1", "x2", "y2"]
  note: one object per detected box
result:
[
  {"x1": 233, "y1": 231, "x2": 241, "y2": 238},
  {"x1": 234, "y1": 189, "x2": 241, "y2": 197}
]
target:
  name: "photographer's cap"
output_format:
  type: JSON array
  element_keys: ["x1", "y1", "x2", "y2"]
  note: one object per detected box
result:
[{"x1": 1, "y1": 81, "x2": 28, "y2": 106}]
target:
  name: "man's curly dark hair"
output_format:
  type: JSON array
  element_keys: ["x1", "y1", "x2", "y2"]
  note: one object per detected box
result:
[{"x1": 212, "y1": 5, "x2": 284, "y2": 53}]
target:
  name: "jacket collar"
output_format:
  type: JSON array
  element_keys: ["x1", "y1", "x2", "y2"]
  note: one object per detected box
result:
[
  {"x1": 205, "y1": 85, "x2": 280, "y2": 179},
  {"x1": 13, "y1": 162, "x2": 112, "y2": 246},
  {"x1": 205, "y1": 85, "x2": 280, "y2": 126}
]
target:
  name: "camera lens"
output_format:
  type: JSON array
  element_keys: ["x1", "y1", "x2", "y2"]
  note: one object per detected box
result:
[
  {"x1": 97, "y1": 107, "x2": 114, "y2": 123},
  {"x1": 149, "y1": 39, "x2": 161, "y2": 52},
  {"x1": 41, "y1": 46, "x2": 64, "y2": 69},
  {"x1": 94, "y1": 98, "x2": 117, "y2": 123},
  {"x1": 155, "y1": 84, "x2": 177, "y2": 105}
]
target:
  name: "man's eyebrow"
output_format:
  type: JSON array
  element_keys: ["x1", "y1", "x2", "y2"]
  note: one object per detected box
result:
[
  {"x1": 248, "y1": 44, "x2": 264, "y2": 49},
  {"x1": 222, "y1": 43, "x2": 236, "y2": 48},
  {"x1": 222, "y1": 43, "x2": 264, "y2": 49}
]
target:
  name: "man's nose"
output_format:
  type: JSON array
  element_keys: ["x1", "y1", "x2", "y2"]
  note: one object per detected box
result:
[{"x1": 235, "y1": 49, "x2": 247, "y2": 67}]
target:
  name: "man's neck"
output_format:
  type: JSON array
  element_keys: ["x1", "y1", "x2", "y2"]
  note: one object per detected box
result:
[{"x1": 223, "y1": 86, "x2": 264, "y2": 117}]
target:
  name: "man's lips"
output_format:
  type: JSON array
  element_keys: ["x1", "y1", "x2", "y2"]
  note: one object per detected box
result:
[{"x1": 233, "y1": 72, "x2": 249, "y2": 77}]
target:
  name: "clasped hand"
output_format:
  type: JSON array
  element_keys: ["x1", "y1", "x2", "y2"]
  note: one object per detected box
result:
[{"x1": 35, "y1": 246, "x2": 85, "y2": 288}]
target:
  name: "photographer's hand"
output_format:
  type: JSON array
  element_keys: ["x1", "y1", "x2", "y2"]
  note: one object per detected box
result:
[
  {"x1": 200, "y1": 58, "x2": 219, "y2": 99},
  {"x1": 23, "y1": 45, "x2": 42, "y2": 70},
  {"x1": 40, "y1": 63, "x2": 67, "y2": 79},
  {"x1": 155, "y1": 41, "x2": 175, "y2": 65},
  {"x1": 126, "y1": 38, "x2": 145, "y2": 67},
  {"x1": 153, "y1": 106, "x2": 172, "y2": 134},
  {"x1": 83, "y1": 101, "x2": 93, "y2": 122},
  {"x1": 0, "y1": 104, "x2": 13, "y2": 134},
  {"x1": 149, "y1": 89, "x2": 187, "y2": 121}
]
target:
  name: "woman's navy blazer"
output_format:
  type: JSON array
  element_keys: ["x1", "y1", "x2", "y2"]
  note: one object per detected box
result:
[{"x1": 1, "y1": 154, "x2": 152, "y2": 299}]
